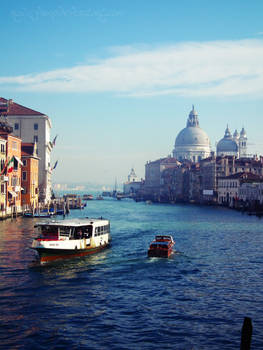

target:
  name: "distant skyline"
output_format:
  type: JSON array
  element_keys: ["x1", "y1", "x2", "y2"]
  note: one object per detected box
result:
[{"x1": 1, "y1": 0, "x2": 263, "y2": 185}]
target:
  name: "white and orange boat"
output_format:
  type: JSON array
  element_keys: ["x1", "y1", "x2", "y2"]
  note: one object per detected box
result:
[
  {"x1": 31, "y1": 217, "x2": 110, "y2": 264},
  {"x1": 147, "y1": 235, "x2": 175, "y2": 258}
]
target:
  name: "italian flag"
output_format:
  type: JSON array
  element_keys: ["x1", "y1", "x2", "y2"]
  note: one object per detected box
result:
[{"x1": 7, "y1": 156, "x2": 14, "y2": 173}]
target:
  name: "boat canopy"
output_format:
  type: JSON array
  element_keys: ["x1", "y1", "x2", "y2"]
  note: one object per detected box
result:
[{"x1": 35, "y1": 218, "x2": 109, "y2": 227}]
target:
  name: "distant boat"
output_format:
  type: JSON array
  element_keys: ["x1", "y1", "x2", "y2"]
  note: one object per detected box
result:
[
  {"x1": 83, "y1": 194, "x2": 93, "y2": 200},
  {"x1": 96, "y1": 195, "x2": 104, "y2": 200}
]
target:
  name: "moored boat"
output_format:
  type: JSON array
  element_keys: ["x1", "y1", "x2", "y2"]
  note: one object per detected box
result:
[
  {"x1": 83, "y1": 194, "x2": 93, "y2": 200},
  {"x1": 31, "y1": 217, "x2": 110, "y2": 264},
  {"x1": 147, "y1": 235, "x2": 175, "y2": 258}
]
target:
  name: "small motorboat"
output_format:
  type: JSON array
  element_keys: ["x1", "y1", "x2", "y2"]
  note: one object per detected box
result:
[{"x1": 148, "y1": 235, "x2": 175, "y2": 258}]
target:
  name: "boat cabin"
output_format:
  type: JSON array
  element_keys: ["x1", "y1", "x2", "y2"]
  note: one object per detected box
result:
[{"x1": 35, "y1": 218, "x2": 110, "y2": 241}]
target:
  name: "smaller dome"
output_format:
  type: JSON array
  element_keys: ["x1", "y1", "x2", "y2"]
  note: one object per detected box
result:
[{"x1": 217, "y1": 138, "x2": 238, "y2": 153}]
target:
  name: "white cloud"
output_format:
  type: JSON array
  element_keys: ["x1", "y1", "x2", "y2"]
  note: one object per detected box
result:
[{"x1": 1, "y1": 39, "x2": 263, "y2": 97}]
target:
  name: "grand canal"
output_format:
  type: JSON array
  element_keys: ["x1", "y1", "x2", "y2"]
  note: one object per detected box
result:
[{"x1": 0, "y1": 198, "x2": 262, "y2": 349}]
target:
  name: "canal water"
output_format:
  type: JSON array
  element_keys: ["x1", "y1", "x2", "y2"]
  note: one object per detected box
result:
[{"x1": 0, "y1": 198, "x2": 262, "y2": 349}]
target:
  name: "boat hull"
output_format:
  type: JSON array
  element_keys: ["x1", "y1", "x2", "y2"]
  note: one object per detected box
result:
[
  {"x1": 147, "y1": 248, "x2": 173, "y2": 258},
  {"x1": 33, "y1": 243, "x2": 109, "y2": 264}
]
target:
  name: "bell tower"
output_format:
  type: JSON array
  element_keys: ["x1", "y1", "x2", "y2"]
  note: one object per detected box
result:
[{"x1": 239, "y1": 127, "x2": 247, "y2": 158}]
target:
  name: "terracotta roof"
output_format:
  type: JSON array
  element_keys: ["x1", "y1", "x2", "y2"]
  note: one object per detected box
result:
[{"x1": 0, "y1": 97, "x2": 45, "y2": 116}]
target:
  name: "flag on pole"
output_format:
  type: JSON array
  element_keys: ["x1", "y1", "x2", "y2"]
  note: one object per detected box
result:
[
  {"x1": 7, "y1": 156, "x2": 14, "y2": 173},
  {"x1": 0, "y1": 159, "x2": 8, "y2": 175},
  {"x1": 52, "y1": 135, "x2": 58, "y2": 146},
  {"x1": 52, "y1": 160, "x2": 58, "y2": 171}
]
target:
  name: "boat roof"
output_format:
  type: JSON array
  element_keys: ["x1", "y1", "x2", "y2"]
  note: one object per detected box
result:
[
  {"x1": 155, "y1": 235, "x2": 174, "y2": 241},
  {"x1": 35, "y1": 217, "x2": 109, "y2": 227}
]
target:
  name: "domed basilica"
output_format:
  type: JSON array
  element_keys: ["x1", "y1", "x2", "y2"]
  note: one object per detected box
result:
[
  {"x1": 172, "y1": 106, "x2": 211, "y2": 162},
  {"x1": 172, "y1": 106, "x2": 248, "y2": 162}
]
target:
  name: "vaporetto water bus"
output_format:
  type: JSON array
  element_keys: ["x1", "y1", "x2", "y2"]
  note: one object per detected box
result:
[{"x1": 31, "y1": 217, "x2": 110, "y2": 264}]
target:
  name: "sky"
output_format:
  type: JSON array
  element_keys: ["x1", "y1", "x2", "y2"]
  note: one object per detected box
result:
[{"x1": 1, "y1": 0, "x2": 263, "y2": 188}]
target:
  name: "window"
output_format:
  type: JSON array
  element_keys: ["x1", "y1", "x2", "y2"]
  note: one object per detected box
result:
[
  {"x1": 22, "y1": 171, "x2": 27, "y2": 181},
  {"x1": 0, "y1": 144, "x2": 5, "y2": 153},
  {"x1": 11, "y1": 176, "x2": 18, "y2": 186},
  {"x1": 22, "y1": 188, "x2": 26, "y2": 194},
  {"x1": 14, "y1": 123, "x2": 19, "y2": 130},
  {"x1": 1, "y1": 184, "x2": 5, "y2": 194},
  {"x1": 34, "y1": 123, "x2": 38, "y2": 130},
  {"x1": 1, "y1": 159, "x2": 4, "y2": 171},
  {"x1": 12, "y1": 141, "x2": 17, "y2": 150},
  {"x1": 34, "y1": 136, "x2": 38, "y2": 143},
  {"x1": 23, "y1": 159, "x2": 27, "y2": 167}
]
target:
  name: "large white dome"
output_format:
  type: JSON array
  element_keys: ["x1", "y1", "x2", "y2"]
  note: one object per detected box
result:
[
  {"x1": 175, "y1": 127, "x2": 210, "y2": 147},
  {"x1": 173, "y1": 106, "x2": 211, "y2": 162}
]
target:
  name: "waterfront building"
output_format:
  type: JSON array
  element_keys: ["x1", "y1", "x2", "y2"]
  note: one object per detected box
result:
[
  {"x1": 0, "y1": 137, "x2": 7, "y2": 215},
  {"x1": 217, "y1": 126, "x2": 247, "y2": 158},
  {"x1": 160, "y1": 161, "x2": 193, "y2": 202},
  {"x1": 0, "y1": 125, "x2": 22, "y2": 215},
  {"x1": 218, "y1": 172, "x2": 261, "y2": 207},
  {"x1": 172, "y1": 106, "x2": 211, "y2": 162},
  {"x1": 239, "y1": 182, "x2": 263, "y2": 206},
  {"x1": 0, "y1": 97, "x2": 53, "y2": 203},
  {"x1": 144, "y1": 157, "x2": 180, "y2": 200},
  {"x1": 123, "y1": 168, "x2": 142, "y2": 194},
  {"x1": 199, "y1": 155, "x2": 263, "y2": 203},
  {"x1": 21, "y1": 143, "x2": 39, "y2": 210}
]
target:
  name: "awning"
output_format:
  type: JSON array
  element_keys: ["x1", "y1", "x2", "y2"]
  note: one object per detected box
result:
[
  {"x1": 8, "y1": 190, "x2": 17, "y2": 198},
  {"x1": 14, "y1": 156, "x2": 23, "y2": 166}
]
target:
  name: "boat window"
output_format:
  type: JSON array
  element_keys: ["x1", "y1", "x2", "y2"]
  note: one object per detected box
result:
[
  {"x1": 41, "y1": 225, "x2": 58, "y2": 235},
  {"x1": 82, "y1": 225, "x2": 92, "y2": 238},
  {"x1": 59, "y1": 226, "x2": 71, "y2": 237}
]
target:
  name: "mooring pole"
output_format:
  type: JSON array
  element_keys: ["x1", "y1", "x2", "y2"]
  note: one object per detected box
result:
[{"x1": 240, "y1": 317, "x2": 252, "y2": 350}]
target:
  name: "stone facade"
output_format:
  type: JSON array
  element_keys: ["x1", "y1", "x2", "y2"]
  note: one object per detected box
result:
[
  {"x1": 21, "y1": 143, "x2": 39, "y2": 210},
  {"x1": 141, "y1": 155, "x2": 263, "y2": 207},
  {"x1": 218, "y1": 173, "x2": 261, "y2": 207}
]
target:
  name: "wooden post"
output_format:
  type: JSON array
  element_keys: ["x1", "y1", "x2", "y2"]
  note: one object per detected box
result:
[{"x1": 240, "y1": 317, "x2": 252, "y2": 350}]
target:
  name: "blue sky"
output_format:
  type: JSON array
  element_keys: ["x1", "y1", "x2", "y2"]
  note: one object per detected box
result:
[{"x1": 1, "y1": 0, "x2": 263, "y2": 187}]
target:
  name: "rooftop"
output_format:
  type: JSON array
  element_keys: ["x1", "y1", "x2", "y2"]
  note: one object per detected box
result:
[{"x1": 0, "y1": 97, "x2": 45, "y2": 116}]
